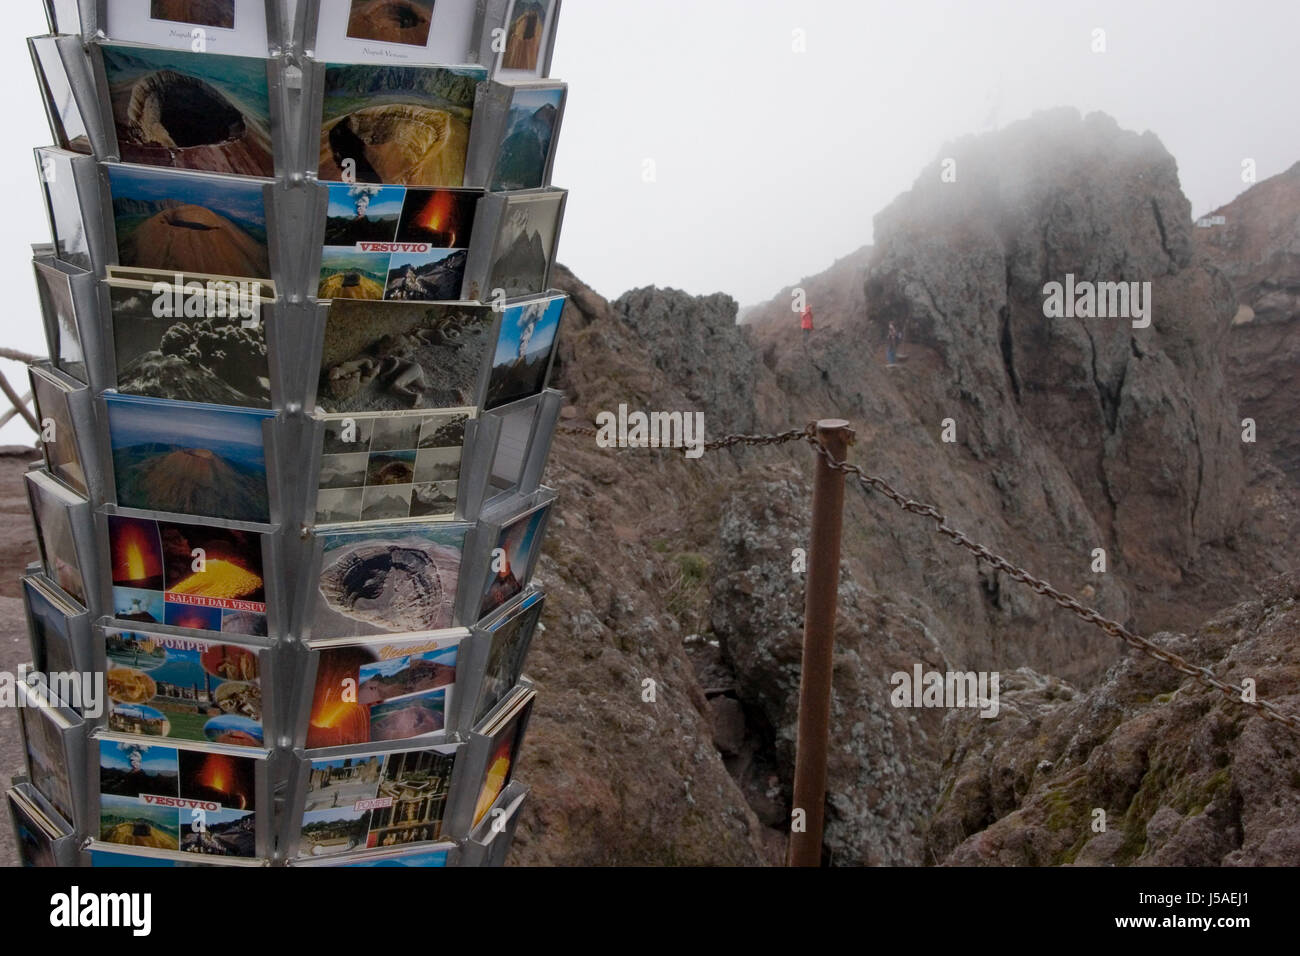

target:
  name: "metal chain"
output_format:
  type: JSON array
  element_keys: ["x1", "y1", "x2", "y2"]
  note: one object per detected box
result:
[
  {"x1": 799, "y1": 429, "x2": 1300, "y2": 732},
  {"x1": 556, "y1": 418, "x2": 1300, "y2": 730}
]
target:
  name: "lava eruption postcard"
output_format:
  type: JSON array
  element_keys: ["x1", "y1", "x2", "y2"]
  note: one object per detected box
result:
[
  {"x1": 97, "y1": 736, "x2": 263, "y2": 857},
  {"x1": 310, "y1": 521, "x2": 470, "y2": 639},
  {"x1": 104, "y1": 393, "x2": 275, "y2": 524},
  {"x1": 108, "y1": 279, "x2": 274, "y2": 409},
  {"x1": 485, "y1": 292, "x2": 565, "y2": 410},
  {"x1": 103, "y1": 627, "x2": 266, "y2": 748},
  {"x1": 296, "y1": 742, "x2": 458, "y2": 858},
  {"x1": 477, "y1": 495, "x2": 552, "y2": 621},
  {"x1": 316, "y1": 61, "x2": 486, "y2": 187},
  {"x1": 301, "y1": 630, "x2": 466, "y2": 749},
  {"x1": 97, "y1": 42, "x2": 273, "y2": 175},
  {"x1": 318, "y1": 183, "x2": 480, "y2": 302},
  {"x1": 30, "y1": 363, "x2": 91, "y2": 500},
  {"x1": 314, "y1": 299, "x2": 495, "y2": 414},
  {"x1": 473, "y1": 589, "x2": 543, "y2": 726},
  {"x1": 107, "y1": 163, "x2": 273, "y2": 282},
  {"x1": 315, "y1": 408, "x2": 473, "y2": 525},
  {"x1": 472, "y1": 687, "x2": 535, "y2": 825},
  {"x1": 25, "y1": 468, "x2": 90, "y2": 607},
  {"x1": 107, "y1": 514, "x2": 268, "y2": 636}
]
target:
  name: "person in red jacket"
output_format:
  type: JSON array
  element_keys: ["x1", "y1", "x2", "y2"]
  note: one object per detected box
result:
[{"x1": 800, "y1": 305, "x2": 814, "y2": 343}]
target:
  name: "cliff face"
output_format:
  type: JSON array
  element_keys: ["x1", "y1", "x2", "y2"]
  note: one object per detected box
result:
[{"x1": 519, "y1": 110, "x2": 1298, "y2": 866}]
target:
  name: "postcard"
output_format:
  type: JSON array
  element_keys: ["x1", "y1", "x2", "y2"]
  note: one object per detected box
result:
[
  {"x1": 25, "y1": 470, "x2": 87, "y2": 606},
  {"x1": 486, "y1": 190, "x2": 563, "y2": 298},
  {"x1": 298, "y1": 744, "x2": 456, "y2": 857},
  {"x1": 318, "y1": 62, "x2": 486, "y2": 186},
  {"x1": 316, "y1": 409, "x2": 473, "y2": 524},
  {"x1": 485, "y1": 293, "x2": 564, "y2": 410},
  {"x1": 104, "y1": 628, "x2": 264, "y2": 747},
  {"x1": 491, "y1": 84, "x2": 565, "y2": 191},
  {"x1": 30, "y1": 364, "x2": 89, "y2": 499},
  {"x1": 108, "y1": 279, "x2": 273, "y2": 408},
  {"x1": 316, "y1": 299, "x2": 494, "y2": 414},
  {"x1": 311, "y1": 0, "x2": 477, "y2": 64},
  {"x1": 105, "y1": 393, "x2": 274, "y2": 523},
  {"x1": 9, "y1": 786, "x2": 65, "y2": 866},
  {"x1": 18, "y1": 687, "x2": 78, "y2": 826},
  {"x1": 473, "y1": 689, "x2": 534, "y2": 825},
  {"x1": 98, "y1": 738, "x2": 259, "y2": 856},
  {"x1": 478, "y1": 500, "x2": 551, "y2": 620},
  {"x1": 107, "y1": 163, "x2": 271, "y2": 280},
  {"x1": 305, "y1": 631, "x2": 464, "y2": 748},
  {"x1": 103, "y1": 1, "x2": 271, "y2": 58},
  {"x1": 474, "y1": 590, "x2": 543, "y2": 725},
  {"x1": 319, "y1": 184, "x2": 480, "y2": 301},
  {"x1": 108, "y1": 514, "x2": 267, "y2": 636},
  {"x1": 24, "y1": 574, "x2": 82, "y2": 677},
  {"x1": 33, "y1": 259, "x2": 87, "y2": 384},
  {"x1": 495, "y1": 0, "x2": 559, "y2": 78},
  {"x1": 312, "y1": 522, "x2": 469, "y2": 638},
  {"x1": 107, "y1": 264, "x2": 278, "y2": 296},
  {"x1": 100, "y1": 43, "x2": 273, "y2": 176}
]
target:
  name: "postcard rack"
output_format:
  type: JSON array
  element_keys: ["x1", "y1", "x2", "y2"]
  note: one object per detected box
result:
[{"x1": 11, "y1": 0, "x2": 567, "y2": 869}]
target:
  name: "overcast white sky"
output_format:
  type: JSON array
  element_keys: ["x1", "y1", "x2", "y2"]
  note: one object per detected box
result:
[{"x1": 2, "y1": 0, "x2": 1298, "y2": 444}]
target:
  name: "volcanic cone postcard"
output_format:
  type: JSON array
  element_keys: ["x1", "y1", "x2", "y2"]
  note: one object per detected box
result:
[
  {"x1": 108, "y1": 514, "x2": 268, "y2": 636},
  {"x1": 485, "y1": 293, "x2": 564, "y2": 410},
  {"x1": 478, "y1": 500, "x2": 550, "y2": 620},
  {"x1": 105, "y1": 393, "x2": 274, "y2": 524},
  {"x1": 491, "y1": 84, "x2": 565, "y2": 191},
  {"x1": 104, "y1": 627, "x2": 264, "y2": 747},
  {"x1": 304, "y1": 631, "x2": 463, "y2": 748},
  {"x1": 316, "y1": 409, "x2": 472, "y2": 524},
  {"x1": 315, "y1": 300, "x2": 495, "y2": 414},
  {"x1": 99, "y1": 42, "x2": 273, "y2": 176},
  {"x1": 311, "y1": 522, "x2": 469, "y2": 638},
  {"x1": 474, "y1": 590, "x2": 543, "y2": 725},
  {"x1": 108, "y1": 163, "x2": 272, "y2": 281},
  {"x1": 25, "y1": 469, "x2": 88, "y2": 606},
  {"x1": 109, "y1": 279, "x2": 273, "y2": 408},
  {"x1": 30, "y1": 365, "x2": 89, "y2": 499},
  {"x1": 318, "y1": 62, "x2": 486, "y2": 186},
  {"x1": 319, "y1": 183, "x2": 480, "y2": 301},
  {"x1": 298, "y1": 744, "x2": 457, "y2": 858},
  {"x1": 98, "y1": 738, "x2": 260, "y2": 856}
]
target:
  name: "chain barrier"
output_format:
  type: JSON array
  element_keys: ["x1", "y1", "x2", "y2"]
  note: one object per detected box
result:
[{"x1": 555, "y1": 420, "x2": 1300, "y2": 731}]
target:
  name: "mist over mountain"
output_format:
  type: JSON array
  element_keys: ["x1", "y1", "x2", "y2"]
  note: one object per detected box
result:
[{"x1": 516, "y1": 109, "x2": 1300, "y2": 865}]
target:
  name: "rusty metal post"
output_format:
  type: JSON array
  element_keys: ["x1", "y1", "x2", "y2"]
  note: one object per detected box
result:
[{"x1": 788, "y1": 419, "x2": 855, "y2": 866}]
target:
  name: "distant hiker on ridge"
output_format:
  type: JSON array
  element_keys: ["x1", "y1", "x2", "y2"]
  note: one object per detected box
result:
[
  {"x1": 800, "y1": 305, "x2": 814, "y2": 344},
  {"x1": 886, "y1": 321, "x2": 902, "y2": 366}
]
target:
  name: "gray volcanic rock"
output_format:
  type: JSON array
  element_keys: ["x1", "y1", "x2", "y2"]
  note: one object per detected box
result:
[
  {"x1": 710, "y1": 471, "x2": 950, "y2": 865},
  {"x1": 1195, "y1": 161, "x2": 1300, "y2": 484},
  {"x1": 613, "y1": 286, "x2": 760, "y2": 435},
  {"x1": 930, "y1": 571, "x2": 1300, "y2": 866},
  {"x1": 866, "y1": 108, "x2": 1245, "y2": 631}
]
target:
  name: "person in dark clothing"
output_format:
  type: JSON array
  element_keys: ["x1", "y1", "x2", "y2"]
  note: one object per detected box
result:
[{"x1": 886, "y1": 321, "x2": 901, "y2": 365}]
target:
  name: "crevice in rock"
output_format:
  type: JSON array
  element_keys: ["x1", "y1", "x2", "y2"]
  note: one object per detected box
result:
[
  {"x1": 999, "y1": 303, "x2": 1021, "y2": 402},
  {"x1": 1150, "y1": 197, "x2": 1173, "y2": 262}
]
